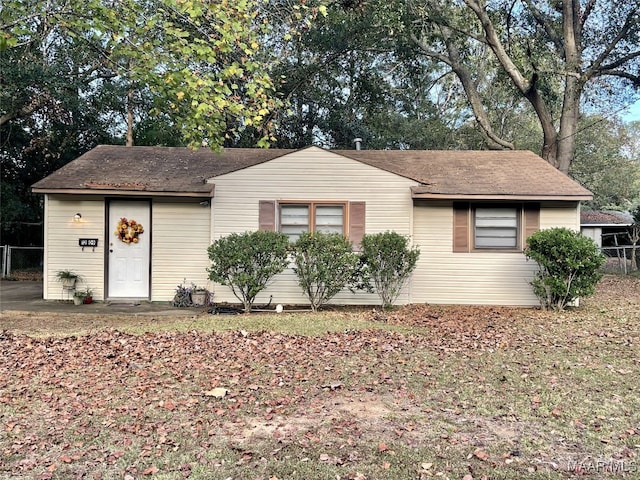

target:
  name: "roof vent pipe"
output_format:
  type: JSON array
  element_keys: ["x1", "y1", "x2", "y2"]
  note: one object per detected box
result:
[{"x1": 353, "y1": 138, "x2": 363, "y2": 151}]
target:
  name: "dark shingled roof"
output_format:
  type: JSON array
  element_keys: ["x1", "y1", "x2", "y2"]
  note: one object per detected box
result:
[
  {"x1": 32, "y1": 145, "x2": 294, "y2": 195},
  {"x1": 581, "y1": 210, "x2": 634, "y2": 226},
  {"x1": 336, "y1": 149, "x2": 591, "y2": 199},
  {"x1": 32, "y1": 145, "x2": 592, "y2": 200}
]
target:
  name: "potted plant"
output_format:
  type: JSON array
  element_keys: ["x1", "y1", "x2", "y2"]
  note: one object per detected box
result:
[
  {"x1": 82, "y1": 287, "x2": 93, "y2": 304},
  {"x1": 73, "y1": 289, "x2": 86, "y2": 306},
  {"x1": 56, "y1": 270, "x2": 80, "y2": 290},
  {"x1": 191, "y1": 286, "x2": 210, "y2": 306}
]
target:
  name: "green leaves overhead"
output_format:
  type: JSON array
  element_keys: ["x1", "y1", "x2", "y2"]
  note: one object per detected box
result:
[
  {"x1": 1, "y1": 0, "x2": 325, "y2": 149},
  {"x1": 100, "y1": 0, "x2": 282, "y2": 149}
]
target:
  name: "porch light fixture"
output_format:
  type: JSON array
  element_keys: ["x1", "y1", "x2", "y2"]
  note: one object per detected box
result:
[{"x1": 74, "y1": 213, "x2": 82, "y2": 222}]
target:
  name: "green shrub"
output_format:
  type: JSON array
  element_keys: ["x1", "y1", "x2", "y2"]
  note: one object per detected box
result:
[
  {"x1": 525, "y1": 227, "x2": 605, "y2": 311},
  {"x1": 360, "y1": 231, "x2": 420, "y2": 310},
  {"x1": 207, "y1": 231, "x2": 289, "y2": 312},
  {"x1": 291, "y1": 232, "x2": 360, "y2": 311}
]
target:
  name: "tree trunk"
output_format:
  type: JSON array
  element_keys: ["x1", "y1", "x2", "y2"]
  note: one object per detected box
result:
[
  {"x1": 126, "y1": 87, "x2": 134, "y2": 147},
  {"x1": 556, "y1": 79, "x2": 581, "y2": 174},
  {"x1": 554, "y1": 0, "x2": 582, "y2": 174},
  {"x1": 524, "y1": 82, "x2": 559, "y2": 168}
]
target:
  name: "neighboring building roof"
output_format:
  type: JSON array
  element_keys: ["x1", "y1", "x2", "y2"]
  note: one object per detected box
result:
[
  {"x1": 32, "y1": 145, "x2": 592, "y2": 200},
  {"x1": 581, "y1": 210, "x2": 634, "y2": 226}
]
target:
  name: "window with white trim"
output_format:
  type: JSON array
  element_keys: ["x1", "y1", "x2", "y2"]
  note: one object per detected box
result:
[
  {"x1": 474, "y1": 207, "x2": 519, "y2": 249},
  {"x1": 279, "y1": 202, "x2": 346, "y2": 241}
]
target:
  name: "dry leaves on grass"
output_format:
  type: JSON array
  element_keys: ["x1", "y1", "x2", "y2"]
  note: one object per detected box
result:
[
  {"x1": 0, "y1": 328, "x2": 434, "y2": 477},
  {"x1": 1, "y1": 274, "x2": 638, "y2": 479}
]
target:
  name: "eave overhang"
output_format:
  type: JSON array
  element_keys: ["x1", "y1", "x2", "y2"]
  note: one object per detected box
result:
[
  {"x1": 32, "y1": 186, "x2": 215, "y2": 198},
  {"x1": 411, "y1": 190, "x2": 593, "y2": 202}
]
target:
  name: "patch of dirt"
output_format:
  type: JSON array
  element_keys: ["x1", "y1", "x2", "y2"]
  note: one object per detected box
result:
[{"x1": 238, "y1": 394, "x2": 396, "y2": 442}]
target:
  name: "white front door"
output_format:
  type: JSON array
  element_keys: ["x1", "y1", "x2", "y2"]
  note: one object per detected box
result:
[{"x1": 108, "y1": 200, "x2": 151, "y2": 298}]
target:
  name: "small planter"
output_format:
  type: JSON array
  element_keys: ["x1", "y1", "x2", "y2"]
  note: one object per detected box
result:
[
  {"x1": 191, "y1": 290, "x2": 209, "y2": 306},
  {"x1": 73, "y1": 287, "x2": 92, "y2": 306},
  {"x1": 62, "y1": 277, "x2": 77, "y2": 290}
]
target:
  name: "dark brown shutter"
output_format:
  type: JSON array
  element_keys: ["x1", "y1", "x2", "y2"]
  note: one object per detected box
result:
[
  {"x1": 258, "y1": 200, "x2": 276, "y2": 231},
  {"x1": 523, "y1": 203, "x2": 540, "y2": 248},
  {"x1": 453, "y1": 202, "x2": 470, "y2": 253},
  {"x1": 349, "y1": 201, "x2": 366, "y2": 250}
]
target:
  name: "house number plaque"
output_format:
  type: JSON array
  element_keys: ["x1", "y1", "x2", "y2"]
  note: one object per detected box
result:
[{"x1": 79, "y1": 238, "x2": 98, "y2": 251}]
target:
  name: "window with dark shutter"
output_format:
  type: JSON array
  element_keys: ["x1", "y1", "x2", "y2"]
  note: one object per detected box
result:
[
  {"x1": 456, "y1": 202, "x2": 539, "y2": 252},
  {"x1": 265, "y1": 200, "x2": 364, "y2": 244},
  {"x1": 475, "y1": 207, "x2": 519, "y2": 248}
]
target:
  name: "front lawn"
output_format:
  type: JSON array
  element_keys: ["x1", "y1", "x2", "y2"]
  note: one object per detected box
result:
[{"x1": 1, "y1": 275, "x2": 639, "y2": 479}]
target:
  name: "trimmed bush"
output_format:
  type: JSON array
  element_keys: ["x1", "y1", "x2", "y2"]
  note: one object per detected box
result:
[
  {"x1": 525, "y1": 227, "x2": 605, "y2": 311},
  {"x1": 360, "y1": 231, "x2": 420, "y2": 310},
  {"x1": 291, "y1": 232, "x2": 360, "y2": 311},
  {"x1": 207, "y1": 231, "x2": 289, "y2": 312}
]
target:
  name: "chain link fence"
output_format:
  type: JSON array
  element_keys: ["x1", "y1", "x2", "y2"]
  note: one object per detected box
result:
[{"x1": 1, "y1": 246, "x2": 44, "y2": 279}]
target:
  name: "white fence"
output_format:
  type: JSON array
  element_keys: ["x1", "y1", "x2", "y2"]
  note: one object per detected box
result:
[{"x1": 1, "y1": 245, "x2": 44, "y2": 278}]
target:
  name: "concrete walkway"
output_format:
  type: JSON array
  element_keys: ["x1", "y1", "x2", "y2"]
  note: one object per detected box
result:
[{"x1": 0, "y1": 280, "x2": 201, "y2": 316}]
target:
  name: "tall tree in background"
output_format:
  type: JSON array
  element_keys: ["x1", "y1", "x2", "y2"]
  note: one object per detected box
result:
[
  {"x1": 2, "y1": 0, "x2": 639, "y2": 245},
  {"x1": 0, "y1": 0, "x2": 120, "y2": 243},
  {"x1": 267, "y1": 2, "x2": 472, "y2": 149},
  {"x1": 1, "y1": 0, "x2": 316, "y2": 149},
  {"x1": 570, "y1": 116, "x2": 640, "y2": 209},
  {"x1": 407, "y1": 0, "x2": 640, "y2": 172},
  {"x1": 1, "y1": 0, "x2": 321, "y2": 242}
]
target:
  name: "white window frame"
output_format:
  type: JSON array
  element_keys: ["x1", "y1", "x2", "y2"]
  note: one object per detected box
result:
[
  {"x1": 473, "y1": 206, "x2": 520, "y2": 250},
  {"x1": 278, "y1": 201, "x2": 347, "y2": 241}
]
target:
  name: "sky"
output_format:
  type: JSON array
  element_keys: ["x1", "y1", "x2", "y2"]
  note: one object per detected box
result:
[{"x1": 622, "y1": 100, "x2": 640, "y2": 123}]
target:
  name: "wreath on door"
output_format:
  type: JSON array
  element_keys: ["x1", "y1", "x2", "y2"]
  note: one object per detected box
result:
[{"x1": 115, "y1": 217, "x2": 144, "y2": 244}]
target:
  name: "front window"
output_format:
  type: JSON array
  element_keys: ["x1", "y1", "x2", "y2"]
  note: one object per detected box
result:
[
  {"x1": 279, "y1": 202, "x2": 345, "y2": 241},
  {"x1": 474, "y1": 207, "x2": 519, "y2": 249}
]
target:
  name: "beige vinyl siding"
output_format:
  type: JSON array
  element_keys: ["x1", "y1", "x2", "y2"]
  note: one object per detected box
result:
[
  {"x1": 411, "y1": 201, "x2": 580, "y2": 306},
  {"x1": 540, "y1": 202, "x2": 581, "y2": 230},
  {"x1": 210, "y1": 147, "x2": 418, "y2": 306},
  {"x1": 44, "y1": 195, "x2": 106, "y2": 300},
  {"x1": 151, "y1": 200, "x2": 211, "y2": 301}
]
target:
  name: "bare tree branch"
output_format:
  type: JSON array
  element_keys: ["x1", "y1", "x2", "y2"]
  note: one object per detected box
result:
[
  {"x1": 597, "y1": 50, "x2": 640, "y2": 75},
  {"x1": 598, "y1": 70, "x2": 640, "y2": 87},
  {"x1": 522, "y1": 0, "x2": 564, "y2": 56},
  {"x1": 580, "y1": 0, "x2": 598, "y2": 29},
  {"x1": 439, "y1": 26, "x2": 514, "y2": 150},
  {"x1": 584, "y1": 9, "x2": 639, "y2": 80}
]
